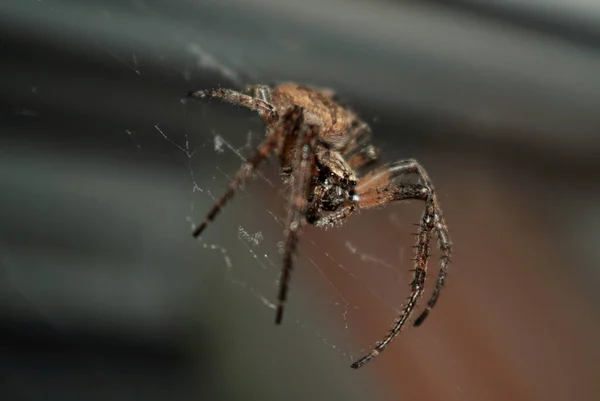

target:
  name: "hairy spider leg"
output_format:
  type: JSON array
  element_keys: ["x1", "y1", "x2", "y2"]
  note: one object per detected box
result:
[
  {"x1": 400, "y1": 161, "x2": 451, "y2": 327},
  {"x1": 276, "y1": 110, "x2": 318, "y2": 324},
  {"x1": 350, "y1": 182, "x2": 430, "y2": 369},
  {"x1": 187, "y1": 88, "x2": 277, "y2": 122},
  {"x1": 190, "y1": 106, "x2": 302, "y2": 238},
  {"x1": 349, "y1": 160, "x2": 451, "y2": 369},
  {"x1": 413, "y1": 218, "x2": 451, "y2": 325},
  {"x1": 356, "y1": 160, "x2": 451, "y2": 326}
]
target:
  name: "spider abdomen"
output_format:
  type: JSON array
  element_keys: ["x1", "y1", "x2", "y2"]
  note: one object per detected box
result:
[{"x1": 270, "y1": 83, "x2": 359, "y2": 151}]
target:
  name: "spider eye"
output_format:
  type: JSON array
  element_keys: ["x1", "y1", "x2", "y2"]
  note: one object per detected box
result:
[{"x1": 349, "y1": 189, "x2": 360, "y2": 202}]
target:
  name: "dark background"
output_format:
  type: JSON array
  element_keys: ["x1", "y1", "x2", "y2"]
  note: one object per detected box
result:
[{"x1": 1, "y1": 1, "x2": 600, "y2": 400}]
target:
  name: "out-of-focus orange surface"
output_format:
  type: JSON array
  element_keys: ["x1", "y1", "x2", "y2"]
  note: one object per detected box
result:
[{"x1": 306, "y1": 155, "x2": 600, "y2": 401}]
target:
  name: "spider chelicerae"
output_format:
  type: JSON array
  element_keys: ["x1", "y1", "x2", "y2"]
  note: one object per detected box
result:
[{"x1": 187, "y1": 83, "x2": 452, "y2": 369}]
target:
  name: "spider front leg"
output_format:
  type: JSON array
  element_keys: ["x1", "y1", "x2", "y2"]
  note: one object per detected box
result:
[
  {"x1": 276, "y1": 112, "x2": 318, "y2": 324},
  {"x1": 350, "y1": 160, "x2": 451, "y2": 369},
  {"x1": 187, "y1": 87, "x2": 277, "y2": 122},
  {"x1": 191, "y1": 106, "x2": 300, "y2": 238}
]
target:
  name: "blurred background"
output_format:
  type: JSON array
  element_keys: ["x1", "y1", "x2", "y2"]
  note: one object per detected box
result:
[{"x1": 1, "y1": 0, "x2": 600, "y2": 400}]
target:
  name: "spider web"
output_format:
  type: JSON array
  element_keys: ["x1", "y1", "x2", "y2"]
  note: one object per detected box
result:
[
  {"x1": 3, "y1": 2, "x2": 451, "y2": 399},
  {"x1": 143, "y1": 81, "x2": 426, "y2": 367},
  {"x1": 97, "y1": 35, "x2": 433, "y2": 371},
  {"x1": 88, "y1": 15, "x2": 379, "y2": 365},
  {"x1": 15, "y1": 1, "x2": 600, "y2": 400}
]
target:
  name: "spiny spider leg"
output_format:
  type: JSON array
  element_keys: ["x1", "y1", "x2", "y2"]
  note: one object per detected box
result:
[
  {"x1": 187, "y1": 88, "x2": 278, "y2": 122},
  {"x1": 276, "y1": 112, "x2": 318, "y2": 324},
  {"x1": 350, "y1": 160, "x2": 451, "y2": 369},
  {"x1": 191, "y1": 107, "x2": 299, "y2": 238},
  {"x1": 413, "y1": 215, "x2": 451, "y2": 327},
  {"x1": 396, "y1": 161, "x2": 452, "y2": 327},
  {"x1": 350, "y1": 183, "x2": 432, "y2": 369},
  {"x1": 357, "y1": 160, "x2": 451, "y2": 327}
]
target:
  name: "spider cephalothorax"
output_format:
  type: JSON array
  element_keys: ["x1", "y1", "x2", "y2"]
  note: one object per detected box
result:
[{"x1": 187, "y1": 82, "x2": 452, "y2": 369}]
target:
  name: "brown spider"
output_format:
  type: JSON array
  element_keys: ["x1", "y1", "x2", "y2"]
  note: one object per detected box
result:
[{"x1": 187, "y1": 83, "x2": 452, "y2": 369}]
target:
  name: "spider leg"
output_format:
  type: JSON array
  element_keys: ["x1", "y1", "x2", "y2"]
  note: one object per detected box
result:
[
  {"x1": 276, "y1": 114, "x2": 318, "y2": 324},
  {"x1": 342, "y1": 121, "x2": 371, "y2": 154},
  {"x1": 311, "y1": 203, "x2": 356, "y2": 228},
  {"x1": 357, "y1": 161, "x2": 451, "y2": 306},
  {"x1": 187, "y1": 88, "x2": 278, "y2": 122},
  {"x1": 398, "y1": 161, "x2": 451, "y2": 328},
  {"x1": 347, "y1": 144, "x2": 379, "y2": 170},
  {"x1": 341, "y1": 119, "x2": 378, "y2": 170},
  {"x1": 191, "y1": 107, "x2": 299, "y2": 238},
  {"x1": 350, "y1": 160, "x2": 451, "y2": 369}
]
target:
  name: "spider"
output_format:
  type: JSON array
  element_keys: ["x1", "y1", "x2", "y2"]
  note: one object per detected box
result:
[{"x1": 187, "y1": 83, "x2": 452, "y2": 369}]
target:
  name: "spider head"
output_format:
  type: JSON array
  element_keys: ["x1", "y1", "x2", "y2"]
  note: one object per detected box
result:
[
  {"x1": 311, "y1": 145, "x2": 359, "y2": 214},
  {"x1": 307, "y1": 170, "x2": 357, "y2": 226},
  {"x1": 313, "y1": 167, "x2": 358, "y2": 214}
]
